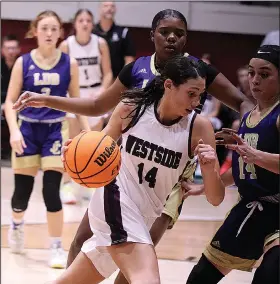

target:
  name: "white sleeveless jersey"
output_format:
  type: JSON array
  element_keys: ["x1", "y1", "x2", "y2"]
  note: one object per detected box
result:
[
  {"x1": 67, "y1": 34, "x2": 102, "y2": 87},
  {"x1": 115, "y1": 105, "x2": 197, "y2": 217}
]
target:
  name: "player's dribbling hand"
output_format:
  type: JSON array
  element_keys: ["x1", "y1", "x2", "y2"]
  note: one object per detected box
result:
[
  {"x1": 181, "y1": 180, "x2": 204, "y2": 199},
  {"x1": 61, "y1": 139, "x2": 73, "y2": 163},
  {"x1": 10, "y1": 129, "x2": 27, "y2": 155},
  {"x1": 13, "y1": 91, "x2": 47, "y2": 112},
  {"x1": 195, "y1": 139, "x2": 216, "y2": 170},
  {"x1": 215, "y1": 128, "x2": 238, "y2": 145}
]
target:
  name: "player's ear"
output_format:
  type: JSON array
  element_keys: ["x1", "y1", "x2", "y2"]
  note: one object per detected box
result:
[{"x1": 150, "y1": 31, "x2": 154, "y2": 42}]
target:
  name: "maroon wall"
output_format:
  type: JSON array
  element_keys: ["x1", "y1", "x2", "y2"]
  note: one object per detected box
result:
[{"x1": 2, "y1": 19, "x2": 263, "y2": 85}]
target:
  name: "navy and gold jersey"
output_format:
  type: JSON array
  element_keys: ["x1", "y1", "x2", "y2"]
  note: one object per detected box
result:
[{"x1": 232, "y1": 102, "x2": 280, "y2": 200}]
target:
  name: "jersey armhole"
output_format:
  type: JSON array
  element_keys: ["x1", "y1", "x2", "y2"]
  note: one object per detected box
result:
[{"x1": 187, "y1": 112, "x2": 197, "y2": 160}]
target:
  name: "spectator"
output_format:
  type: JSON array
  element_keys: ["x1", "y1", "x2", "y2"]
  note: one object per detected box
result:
[
  {"x1": 1, "y1": 35, "x2": 21, "y2": 106},
  {"x1": 93, "y1": 1, "x2": 136, "y2": 80},
  {"x1": 1, "y1": 35, "x2": 21, "y2": 159}
]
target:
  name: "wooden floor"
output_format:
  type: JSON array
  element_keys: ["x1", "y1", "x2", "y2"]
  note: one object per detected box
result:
[
  {"x1": 1, "y1": 220, "x2": 222, "y2": 261},
  {"x1": 1, "y1": 166, "x2": 255, "y2": 283}
]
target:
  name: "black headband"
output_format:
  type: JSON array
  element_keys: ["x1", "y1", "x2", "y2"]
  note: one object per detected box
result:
[{"x1": 253, "y1": 45, "x2": 280, "y2": 69}]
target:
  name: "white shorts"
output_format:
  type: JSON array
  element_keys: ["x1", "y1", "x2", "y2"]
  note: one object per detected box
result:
[
  {"x1": 67, "y1": 86, "x2": 109, "y2": 127},
  {"x1": 81, "y1": 184, "x2": 156, "y2": 278}
]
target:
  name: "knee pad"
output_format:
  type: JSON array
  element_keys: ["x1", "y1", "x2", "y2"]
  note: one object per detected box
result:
[
  {"x1": 43, "y1": 170, "x2": 63, "y2": 212},
  {"x1": 252, "y1": 245, "x2": 279, "y2": 284},
  {"x1": 11, "y1": 174, "x2": 34, "y2": 213},
  {"x1": 186, "y1": 254, "x2": 224, "y2": 284}
]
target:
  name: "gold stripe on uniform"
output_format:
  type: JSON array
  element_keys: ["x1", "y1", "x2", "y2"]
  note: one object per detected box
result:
[
  {"x1": 12, "y1": 152, "x2": 41, "y2": 169},
  {"x1": 204, "y1": 244, "x2": 257, "y2": 272}
]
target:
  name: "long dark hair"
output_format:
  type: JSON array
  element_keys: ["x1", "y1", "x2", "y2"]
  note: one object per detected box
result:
[{"x1": 122, "y1": 55, "x2": 206, "y2": 130}]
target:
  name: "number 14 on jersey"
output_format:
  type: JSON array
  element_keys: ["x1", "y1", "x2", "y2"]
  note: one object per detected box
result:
[{"x1": 137, "y1": 163, "x2": 158, "y2": 188}]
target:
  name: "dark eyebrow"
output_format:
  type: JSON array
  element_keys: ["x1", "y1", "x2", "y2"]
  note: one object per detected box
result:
[
  {"x1": 248, "y1": 65, "x2": 272, "y2": 71},
  {"x1": 158, "y1": 26, "x2": 185, "y2": 32}
]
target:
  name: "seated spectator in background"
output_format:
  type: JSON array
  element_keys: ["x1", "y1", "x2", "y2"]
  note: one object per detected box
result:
[
  {"x1": 261, "y1": 30, "x2": 279, "y2": 46},
  {"x1": 200, "y1": 53, "x2": 222, "y2": 131},
  {"x1": 1, "y1": 35, "x2": 21, "y2": 159}
]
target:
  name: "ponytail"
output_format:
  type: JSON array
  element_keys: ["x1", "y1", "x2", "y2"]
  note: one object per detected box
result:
[{"x1": 121, "y1": 76, "x2": 165, "y2": 130}]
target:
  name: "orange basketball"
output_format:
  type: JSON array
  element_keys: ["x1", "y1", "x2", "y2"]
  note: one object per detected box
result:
[{"x1": 64, "y1": 131, "x2": 121, "y2": 188}]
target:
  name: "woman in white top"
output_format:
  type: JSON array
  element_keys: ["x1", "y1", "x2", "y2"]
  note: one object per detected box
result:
[
  {"x1": 59, "y1": 9, "x2": 112, "y2": 203},
  {"x1": 60, "y1": 9, "x2": 112, "y2": 133}
]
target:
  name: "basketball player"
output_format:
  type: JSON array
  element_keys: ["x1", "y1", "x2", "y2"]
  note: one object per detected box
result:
[
  {"x1": 59, "y1": 9, "x2": 112, "y2": 204},
  {"x1": 54, "y1": 55, "x2": 225, "y2": 284},
  {"x1": 4, "y1": 10, "x2": 90, "y2": 268},
  {"x1": 14, "y1": 9, "x2": 255, "y2": 278},
  {"x1": 186, "y1": 45, "x2": 279, "y2": 284}
]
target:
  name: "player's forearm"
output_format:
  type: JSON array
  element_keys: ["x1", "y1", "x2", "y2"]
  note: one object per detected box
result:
[
  {"x1": 202, "y1": 168, "x2": 225, "y2": 206},
  {"x1": 45, "y1": 96, "x2": 101, "y2": 116},
  {"x1": 101, "y1": 72, "x2": 113, "y2": 90},
  {"x1": 254, "y1": 151, "x2": 280, "y2": 174},
  {"x1": 76, "y1": 115, "x2": 91, "y2": 131},
  {"x1": 4, "y1": 99, "x2": 19, "y2": 132}
]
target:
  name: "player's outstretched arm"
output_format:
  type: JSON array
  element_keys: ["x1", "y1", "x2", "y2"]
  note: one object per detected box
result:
[
  {"x1": 207, "y1": 72, "x2": 255, "y2": 117},
  {"x1": 13, "y1": 78, "x2": 128, "y2": 117},
  {"x1": 101, "y1": 101, "x2": 134, "y2": 142}
]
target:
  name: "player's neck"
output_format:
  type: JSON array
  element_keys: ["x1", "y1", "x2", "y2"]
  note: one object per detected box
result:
[
  {"x1": 257, "y1": 95, "x2": 279, "y2": 112},
  {"x1": 36, "y1": 47, "x2": 58, "y2": 59},
  {"x1": 75, "y1": 34, "x2": 91, "y2": 45},
  {"x1": 99, "y1": 18, "x2": 113, "y2": 32},
  {"x1": 157, "y1": 97, "x2": 181, "y2": 124}
]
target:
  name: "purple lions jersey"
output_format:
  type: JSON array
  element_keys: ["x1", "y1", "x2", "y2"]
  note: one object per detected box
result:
[
  {"x1": 19, "y1": 51, "x2": 71, "y2": 122},
  {"x1": 232, "y1": 102, "x2": 280, "y2": 200}
]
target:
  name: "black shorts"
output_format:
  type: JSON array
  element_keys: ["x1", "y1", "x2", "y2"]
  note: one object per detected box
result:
[{"x1": 204, "y1": 198, "x2": 279, "y2": 271}]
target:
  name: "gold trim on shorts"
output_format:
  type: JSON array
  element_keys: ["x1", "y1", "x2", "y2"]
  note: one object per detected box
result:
[
  {"x1": 264, "y1": 230, "x2": 279, "y2": 247},
  {"x1": 204, "y1": 244, "x2": 257, "y2": 272},
  {"x1": 12, "y1": 120, "x2": 68, "y2": 170},
  {"x1": 12, "y1": 152, "x2": 41, "y2": 169}
]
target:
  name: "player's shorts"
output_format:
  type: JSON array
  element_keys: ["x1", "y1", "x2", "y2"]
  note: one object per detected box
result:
[
  {"x1": 12, "y1": 119, "x2": 68, "y2": 170},
  {"x1": 81, "y1": 181, "x2": 156, "y2": 278},
  {"x1": 66, "y1": 85, "x2": 109, "y2": 127},
  {"x1": 204, "y1": 197, "x2": 279, "y2": 271},
  {"x1": 163, "y1": 158, "x2": 197, "y2": 228}
]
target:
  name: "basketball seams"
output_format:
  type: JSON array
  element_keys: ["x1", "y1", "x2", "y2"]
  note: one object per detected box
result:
[
  {"x1": 73, "y1": 132, "x2": 88, "y2": 187},
  {"x1": 66, "y1": 133, "x2": 108, "y2": 174},
  {"x1": 70, "y1": 147, "x2": 120, "y2": 184},
  {"x1": 64, "y1": 132, "x2": 121, "y2": 188},
  {"x1": 79, "y1": 146, "x2": 120, "y2": 179}
]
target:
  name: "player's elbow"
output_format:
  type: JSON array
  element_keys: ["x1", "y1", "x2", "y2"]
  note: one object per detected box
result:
[{"x1": 206, "y1": 193, "x2": 224, "y2": 207}]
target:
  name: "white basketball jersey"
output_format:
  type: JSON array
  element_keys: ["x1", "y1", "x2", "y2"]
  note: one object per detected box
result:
[
  {"x1": 67, "y1": 34, "x2": 102, "y2": 87},
  {"x1": 116, "y1": 105, "x2": 197, "y2": 217}
]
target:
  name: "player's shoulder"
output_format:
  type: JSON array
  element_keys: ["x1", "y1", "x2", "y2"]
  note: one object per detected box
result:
[{"x1": 193, "y1": 113, "x2": 213, "y2": 131}]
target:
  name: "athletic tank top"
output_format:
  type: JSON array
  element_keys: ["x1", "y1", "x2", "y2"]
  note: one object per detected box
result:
[
  {"x1": 232, "y1": 102, "x2": 280, "y2": 201},
  {"x1": 116, "y1": 104, "x2": 197, "y2": 217},
  {"x1": 19, "y1": 50, "x2": 71, "y2": 122},
  {"x1": 67, "y1": 34, "x2": 102, "y2": 87}
]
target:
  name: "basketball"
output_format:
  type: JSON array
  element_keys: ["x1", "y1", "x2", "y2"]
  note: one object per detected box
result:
[{"x1": 64, "y1": 131, "x2": 121, "y2": 188}]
